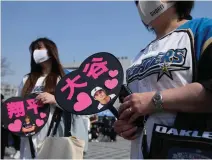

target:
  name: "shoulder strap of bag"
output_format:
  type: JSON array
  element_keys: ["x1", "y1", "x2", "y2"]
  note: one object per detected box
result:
[
  {"x1": 64, "y1": 112, "x2": 72, "y2": 137},
  {"x1": 29, "y1": 137, "x2": 35, "y2": 159},
  {"x1": 51, "y1": 108, "x2": 63, "y2": 136},
  {"x1": 52, "y1": 109, "x2": 75, "y2": 137},
  {"x1": 29, "y1": 107, "x2": 63, "y2": 159},
  {"x1": 47, "y1": 107, "x2": 63, "y2": 137},
  {"x1": 142, "y1": 116, "x2": 149, "y2": 159}
]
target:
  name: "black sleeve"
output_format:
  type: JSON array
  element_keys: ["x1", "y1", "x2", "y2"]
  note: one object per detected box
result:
[
  {"x1": 197, "y1": 43, "x2": 212, "y2": 93},
  {"x1": 174, "y1": 43, "x2": 212, "y2": 131}
]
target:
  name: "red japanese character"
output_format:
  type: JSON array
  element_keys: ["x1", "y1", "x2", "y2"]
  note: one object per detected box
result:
[
  {"x1": 83, "y1": 57, "x2": 109, "y2": 79},
  {"x1": 26, "y1": 99, "x2": 39, "y2": 114},
  {"x1": 7, "y1": 101, "x2": 25, "y2": 119},
  {"x1": 61, "y1": 75, "x2": 87, "y2": 100}
]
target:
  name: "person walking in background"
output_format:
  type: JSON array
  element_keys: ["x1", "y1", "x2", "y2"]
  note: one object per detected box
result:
[
  {"x1": 90, "y1": 124, "x2": 99, "y2": 142},
  {"x1": 102, "y1": 115, "x2": 110, "y2": 141},
  {"x1": 109, "y1": 117, "x2": 117, "y2": 142},
  {"x1": 115, "y1": 1, "x2": 212, "y2": 159},
  {"x1": 17, "y1": 37, "x2": 65, "y2": 159},
  {"x1": 89, "y1": 114, "x2": 99, "y2": 142},
  {"x1": 90, "y1": 114, "x2": 98, "y2": 124},
  {"x1": 1, "y1": 95, "x2": 21, "y2": 159},
  {"x1": 10, "y1": 134, "x2": 21, "y2": 159},
  {"x1": 1, "y1": 94, "x2": 8, "y2": 159}
]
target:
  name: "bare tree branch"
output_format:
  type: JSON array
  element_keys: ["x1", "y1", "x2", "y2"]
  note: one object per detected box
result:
[{"x1": 1, "y1": 57, "x2": 13, "y2": 77}]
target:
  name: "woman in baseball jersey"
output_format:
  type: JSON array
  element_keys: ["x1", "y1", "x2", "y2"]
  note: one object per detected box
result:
[{"x1": 115, "y1": 1, "x2": 212, "y2": 159}]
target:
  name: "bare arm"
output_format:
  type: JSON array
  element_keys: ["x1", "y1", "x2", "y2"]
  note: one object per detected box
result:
[
  {"x1": 162, "y1": 43, "x2": 212, "y2": 113},
  {"x1": 30, "y1": 125, "x2": 36, "y2": 131},
  {"x1": 162, "y1": 82, "x2": 212, "y2": 113},
  {"x1": 119, "y1": 83, "x2": 212, "y2": 122},
  {"x1": 22, "y1": 127, "x2": 27, "y2": 132}
]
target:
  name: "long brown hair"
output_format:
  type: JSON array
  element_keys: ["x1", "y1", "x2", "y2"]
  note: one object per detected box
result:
[{"x1": 21, "y1": 38, "x2": 65, "y2": 97}]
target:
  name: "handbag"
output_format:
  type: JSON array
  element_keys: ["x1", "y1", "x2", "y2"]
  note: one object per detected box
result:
[
  {"x1": 149, "y1": 113, "x2": 212, "y2": 159},
  {"x1": 29, "y1": 108, "x2": 85, "y2": 159},
  {"x1": 149, "y1": 118, "x2": 212, "y2": 159}
]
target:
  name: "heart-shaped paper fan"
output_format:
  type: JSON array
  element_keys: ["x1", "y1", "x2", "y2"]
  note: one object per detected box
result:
[
  {"x1": 55, "y1": 52, "x2": 124, "y2": 117},
  {"x1": 1, "y1": 93, "x2": 50, "y2": 137}
]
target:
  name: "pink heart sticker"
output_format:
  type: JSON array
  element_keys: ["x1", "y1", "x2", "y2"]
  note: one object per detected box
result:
[
  {"x1": 8, "y1": 119, "x2": 22, "y2": 132},
  {"x1": 36, "y1": 119, "x2": 44, "y2": 127},
  {"x1": 109, "y1": 70, "x2": 118, "y2": 78},
  {"x1": 40, "y1": 112, "x2": 46, "y2": 119},
  {"x1": 74, "y1": 92, "x2": 92, "y2": 112},
  {"x1": 105, "y1": 79, "x2": 118, "y2": 89}
]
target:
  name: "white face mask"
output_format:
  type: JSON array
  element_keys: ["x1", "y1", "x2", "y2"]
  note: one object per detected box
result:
[
  {"x1": 33, "y1": 49, "x2": 50, "y2": 64},
  {"x1": 137, "y1": 0, "x2": 175, "y2": 25}
]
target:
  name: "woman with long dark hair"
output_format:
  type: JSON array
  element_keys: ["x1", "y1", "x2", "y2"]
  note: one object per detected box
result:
[{"x1": 18, "y1": 38, "x2": 65, "y2": 159}]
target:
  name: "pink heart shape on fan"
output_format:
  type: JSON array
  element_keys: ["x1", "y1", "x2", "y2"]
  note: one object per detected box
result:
[
  {"x1": 40, "y1": 112, "x2": 46, "y2": 119},
  {"x1": 109, "y1": 70, "x2": 118, "y2": 78},
  {"x1": 8, "y1": 119, "x2": 22, "y2": 132},
  {"x1": 36, "y1": 119, "x2": 44, "y2": 127},
  {"x1": 74, "y1": 92, "x2": 92, "y2": 112},
  {"x1": 105, "y1": 79, "x2": 118, "y2": 89}
]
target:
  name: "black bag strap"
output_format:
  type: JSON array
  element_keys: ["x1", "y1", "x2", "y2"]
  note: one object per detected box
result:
[
  {"x1": 141, "y1": 116, "x2": 149, "y2": 159},
  {"x1": 51, "y1": 108, "x2": 63, "y2": 137},
  {"x1": 29, "y1": 137, "x2": 35, "y2": 158},
  {"x1": 47, "y1": 107, "x2": 63, "y2": 137},
  {"x1": 64, "y1": 112, "x2": 72, "y2": 137},
  {"x1": 29, "y1": 107, "x2": 63, "y2": 159},
  {"x1": 142, "y1": 132, "x2": 148, "y2": 159}
]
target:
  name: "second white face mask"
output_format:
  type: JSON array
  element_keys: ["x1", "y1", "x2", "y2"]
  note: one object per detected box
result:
[
  {"x1": 33, "y1": 49, "x2": 50, "y2": 64},
  {"x1": 137, "y1": 0, "x2": 175, "y2": 25}
]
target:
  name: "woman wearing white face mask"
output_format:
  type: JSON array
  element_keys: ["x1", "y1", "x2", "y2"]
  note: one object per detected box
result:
[
  {"x1": 17, "y1": 38, "x2": 65, "y2": 159},
  {"x1": 115, "y1": 1, "x2": 212, "y2": 159}
]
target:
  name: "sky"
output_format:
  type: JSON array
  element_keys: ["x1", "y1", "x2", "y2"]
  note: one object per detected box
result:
[{"x1": 2, "y1": 1, "x2": 212, "y2": 86}]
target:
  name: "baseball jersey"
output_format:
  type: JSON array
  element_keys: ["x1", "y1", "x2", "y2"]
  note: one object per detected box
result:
[{"x1": 126, "y1": 18, "x2": 212, "y2": 159}]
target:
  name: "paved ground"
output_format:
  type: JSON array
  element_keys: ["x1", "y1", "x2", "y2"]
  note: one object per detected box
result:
[
  {"x1": 4, "y1": 147, "x2": 16, "y2": 159},
  {"x1": 4, "y1": 136, "x2": 131, "y2": 159},
  {"x1": 84, "y1": 136, "x2": 131, "y2": 159}
]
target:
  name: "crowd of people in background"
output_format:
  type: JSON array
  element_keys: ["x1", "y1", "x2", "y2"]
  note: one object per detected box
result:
[
  {"x1": 88, "y1": 115, "x2": 117, "y2": 142},
  {"x1": 1, "y1": 94, "x2": 21, "y2": 159}
]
